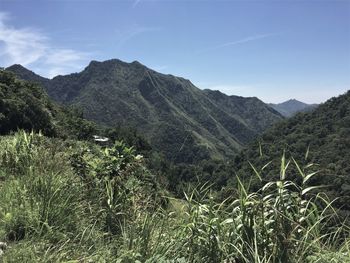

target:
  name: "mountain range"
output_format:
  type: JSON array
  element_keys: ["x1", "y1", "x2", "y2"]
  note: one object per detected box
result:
[
  {"x1": 6, "y1": 59, "x2": 283, "y2": 163},
  {"x1": 269, "y1": 99, "x2": 318, "y2": 117}
]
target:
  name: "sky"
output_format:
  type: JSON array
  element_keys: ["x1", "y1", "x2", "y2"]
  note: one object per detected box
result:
[{"x1": 0, "y1": 0, "x2": 349, "y2": 103}]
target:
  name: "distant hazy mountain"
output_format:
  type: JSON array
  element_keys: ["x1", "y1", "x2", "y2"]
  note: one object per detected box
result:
[
  {"x1": 269, "y1": 99, "x2": 318, "y2": 117},
  {"x1": 6, "y1": 59, "x2": 283, "y2": 163}
]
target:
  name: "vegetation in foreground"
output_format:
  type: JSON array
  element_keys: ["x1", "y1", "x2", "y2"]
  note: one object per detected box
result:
[{"x1": 0, "y1": 131, "x2": 349, "y2": 262}]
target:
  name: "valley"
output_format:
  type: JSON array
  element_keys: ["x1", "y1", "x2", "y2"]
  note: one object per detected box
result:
[
  {"x1": 0, "y1": 66, "x2": 349, "y2": 262},
  {"x1": 0, "y1": 1, "x2": 349, "y2": 261}
]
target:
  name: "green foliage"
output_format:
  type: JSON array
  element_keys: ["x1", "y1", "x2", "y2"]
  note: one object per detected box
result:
[
  {"x1": 164, "y1": 158, "x2": 349, "y2": 263},
  {"x1": 54, "y1": 106, "x2": 97, "y2": 140},
  {"x1": 70, "y1": 138, "x2": 165, "y2": 236},
  {"x1": 0, "y1": 131, "x2": 349, "y2": 262},
  {"x1": 0, "y1": 70, "x2": 55, "y2": 135},
  {"x1": 164, "y1": 159, "x2": 236, "y2": 197},
  {"x1": 0, "y1": 69, "x2": 97, "y2": 140},
  {"x1": 234, "y1": 91, "x2": 350, "y2": 214},
  {"x1": 0, "y1": 131, "x2": 166, "y2": 261},
  {"x1": 105, "y1": 125, "x2": 152, "y2": 153}
]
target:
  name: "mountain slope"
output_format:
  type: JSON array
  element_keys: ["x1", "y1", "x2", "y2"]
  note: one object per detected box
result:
[
  {"x1": 234, "y1": 91, "x2": 350, "y2": 210},
  {"x1": 269, "y1": 99, "x2": 318, "y2": 117},
  {"x1": 7, "y1": 59, "x2": 283, "y2": 163},
  {"x1": 5, "y1": 64, "x2": 50, "y2": 87},
  {"x1": 0, "y1": 69, "x2": 96, "y2": 139}
]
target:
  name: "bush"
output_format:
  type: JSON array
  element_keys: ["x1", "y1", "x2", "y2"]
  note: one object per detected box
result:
[{"x1": 70, "y1": 140, "x2": 164, "y2": 235}]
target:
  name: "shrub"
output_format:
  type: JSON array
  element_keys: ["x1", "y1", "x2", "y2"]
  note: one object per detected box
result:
[{"x1": 70, "y1": 140, "x2": 164, "y2": 236}]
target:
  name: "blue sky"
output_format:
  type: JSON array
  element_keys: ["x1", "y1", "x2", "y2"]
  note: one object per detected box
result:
[{"x1": 0, "y1": 0, "x2": 349, "y2": 103}]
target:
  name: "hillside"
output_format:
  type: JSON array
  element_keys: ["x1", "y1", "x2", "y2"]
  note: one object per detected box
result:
[
  {"x1": 0, "y1": 130, "x2": 348, "y2": 262},
  {"x1": 2, "y1": 64, "x2": 349, "y2": 263},
  {"x1": 0, "y1": 69, "x2": 96, "y2": 139},
  {"x1": 269, "y1": 99, "x2": 318, "y2": 117},
  {"x1": 0, "y1": 73, "x2": 348, "y2": 262},
  {"x1": 7, "y1": 60, "x2": 283, "y2": 163},
  {"x1": 234, "y1": 91, "x2": 350, "y2": 211}
]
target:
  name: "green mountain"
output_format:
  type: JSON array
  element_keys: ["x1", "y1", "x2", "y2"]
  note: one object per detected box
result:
[
  {"x1": 0, "y1": 69, "x2": 96, "y2": 139},
  {"x1": 2, "y1": 65, "x2": 349, "y2": 263},
  {"x1": 269, "y1": 99, "x2": 318, "y2": 117},
  {"x1": 6, "y1": 59, "x2": 283, "y2": 163},
  {"x1": 234, "y1": 91, "x2": 350, "y2": 211}
]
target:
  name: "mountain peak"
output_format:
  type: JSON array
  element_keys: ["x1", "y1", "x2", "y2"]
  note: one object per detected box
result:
[
  {"x1": 86, "y1": 59, "x2": 146, "y2": 69},
  {"x1": 6, "y1": 64, "x2": 39, "y2": 77},
  {"x1": 284, "y1": 99, "x2": 304, "y2": 104},
  {"x1": 6, "y1": 64, "x2": 49, "y2": 82},
  {"x1": 269, "y1": 99, "x2": 318, "y2": 117},
  {"x1": 7, "y1": 58, "x2": 283, "y2": 163},
  {"x1": 131, "y1": 60, "x2": 142, "y2": 66},
  {"x1": 87, "y1": 59, "x2": 123, "y2": 67},
  {"x1": 6, "y1": 64, "x2": 28, "y2": 71}
]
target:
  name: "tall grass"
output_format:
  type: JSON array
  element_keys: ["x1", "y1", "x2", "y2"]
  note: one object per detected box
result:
[
  {"x1": 164, "y1": 154, "x2": 350, "y2": 262},
  {"x1": 0, "y1": 131, "x2": 85, "y2": 242},
  {"x1": 0, "y1": 131, "x2": 348, "y2": 262}
]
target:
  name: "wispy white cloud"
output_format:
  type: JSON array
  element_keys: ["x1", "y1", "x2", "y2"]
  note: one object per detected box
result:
[
  {"x1": 0, "y1": 12, "x2": 92, "y2": 78},
  {"x1": 43, "y1": 49, "x2": 91, "y2": 77},
  {"x1": 0, "y1": 13, "x2": 47, "y2": 66},
  {"x1": 197, "y1": 33, "x2": 276, "y2": 54},
  {"x1": 132, "y1": 0, "x2": 142, "y2": 8},
  {"x1": 115, "y1": 24, "x2": 161, "y2": 49},
  {"x1": 215, "y1": 33, "x2": 275, "y2": 48}
]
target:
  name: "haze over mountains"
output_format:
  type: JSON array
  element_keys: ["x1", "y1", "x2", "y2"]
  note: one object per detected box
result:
[
  {"x1": 7, "y1": 59, "x2": 283, "y2": 163},
  {"x1": 269, "y1": 99, "x2": 318, "y2": 117}
]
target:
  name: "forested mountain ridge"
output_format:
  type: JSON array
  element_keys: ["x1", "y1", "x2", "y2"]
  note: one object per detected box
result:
[
  {"x1": 7, "y1": 59, "x2": 283, "y2": 163},
  {"x1": 0, "y1": 69, "x2": 96, "y2": 139},
  {"x1": 234, "y1": 91, "x2": 350, "y2": 211},
  {"x1": 204, "y1": 89, "x2": 282, "y2": 134},
  {"x1": 269, "y1": 99, "x2": 318, "y2": 117},
  {"x1": 5, "y1": 64, "x2": 50, "y2": 87}
]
